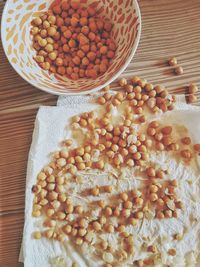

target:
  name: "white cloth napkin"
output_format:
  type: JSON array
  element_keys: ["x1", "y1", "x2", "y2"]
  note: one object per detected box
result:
[{"x1": 19, "y1": 94, "x2": 200, "y2": 267}]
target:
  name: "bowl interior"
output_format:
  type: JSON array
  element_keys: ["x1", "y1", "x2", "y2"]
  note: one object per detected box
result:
[{"x1": 2, "y1": 0, "x2": 141, "y2": 95}]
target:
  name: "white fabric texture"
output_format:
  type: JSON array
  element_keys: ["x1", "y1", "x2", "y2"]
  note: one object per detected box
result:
[{"x1": 20, "y1": 93, "x2": 200, "y2": 267}]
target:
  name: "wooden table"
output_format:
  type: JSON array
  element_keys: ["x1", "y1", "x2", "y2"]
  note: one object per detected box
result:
[{"x1": 0, "y1": 0, "x2": 200, "y2": 266}]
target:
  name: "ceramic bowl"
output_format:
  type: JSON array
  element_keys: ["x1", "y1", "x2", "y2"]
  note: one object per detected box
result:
[{"x1": 1, "y1": 0, "x2": 141, "y2": 95}]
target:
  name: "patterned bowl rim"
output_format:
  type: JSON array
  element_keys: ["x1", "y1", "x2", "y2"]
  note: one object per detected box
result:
[{"x1": 1, "y1": 0, "x2": 142, "y2": 96}]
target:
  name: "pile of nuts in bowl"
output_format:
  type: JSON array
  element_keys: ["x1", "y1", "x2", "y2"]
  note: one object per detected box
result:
[
  {"x1": 31, "y1": 75, "x2": 200, "y2": 266},
  {"x1": 31, "y1": 0, "x2": 116, "y2": 80}
]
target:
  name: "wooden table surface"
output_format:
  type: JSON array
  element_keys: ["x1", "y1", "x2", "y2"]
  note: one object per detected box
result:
[{"x1": 0, "y1": 0, "x2": 200, "y2": 266}]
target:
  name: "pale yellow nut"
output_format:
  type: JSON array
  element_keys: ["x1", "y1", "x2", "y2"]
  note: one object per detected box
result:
[
  {"x1": 168, "y1": 57, "x2": 177, "y2": 66},
  {"x1": 65, "y1": 139, "x2": 73, "y2": 146},
  {"x1": 123, "y1": 200, "x2": 132, "y2": 209},
  {"x1": 37, "y1": 171, "x2": 47, "y2": 181},
  {"x1": 115, "y1": 92, "x2": 124, "y2": 101},
  {"x1": 43, "y1": 20, "x2": 50, "y2": 29},
  {"x1": 69, "y1": 165, "x2": 77, "y2": 175},
  {"x1": 91, "y1": 186, "x2": 100, "y2": 196},
  {"x1": 154, "y1": 132, "x2": 163, "y2": 141},
  {"x1": 155, "y1": 142, "x2": 165, "y2": 151},
  {"x1": 156, "y1": 198, "x2": 164, "y2": 206},
  {"x1": 38, "y1": 180, "x2": 47, "y2": 188},
  {"x1": 77, "y1": 162, "x2": 86, "y2": 170},
  {"x1": 48, "y1": 191, "x2": 58, "y2": 201},
  {"x1": 96, "y1": 160, "x2": 104, "y2": 169},
  {"x1": 58, "y1": 193, "x2": 67, "y2": 203},
  {"x1": 32, "y1": 210, "x2": 41, "y2": 217},
  {"x1": 75, "y1": 205, "x2": 83, "y2": 214},
  {"x1": 104, "y1": 206, "x2": 113, "y2": 216},
  {"x1": 105, "y1": 224, "x2": 114, "y2": 233},
  {"x1": 33, "y1": 231, "x2": 42, "y2": 239},
  {"x1": 92, "y1": 221, "x2": 102, "y2": 231},
  {"x1": 118, "y1": 78, "x2": 127, "y2": 87},
  {"x1": 131, "y1": 76, "x2": 140, "y2": 84},
  {"x1": 75, "y1": 147, "x2": 85, "y2": 156},
  {"x1": 57, "y1": 211, "x2": 66, "y2": 220},
  {"x1": 174, "y1": 233, "x2": 183, "y2": 240},
  {"x1": 148, "y1": 90, "x2": 157, "y2": 98},
  {"x1": 83, "y1": 153, "x2": 91, "y2": 161},
  {"x1": 47, "y1": 175, "x2": 56, "y2": 183},
  {"x1": 117, "y1": 224, "x2": 126, "y2": 232},
  {"x1": 126, "y1": 159, "x2": 135, "y2": 167},
  {"x1": 38, "y1": 38, "x2": 47, "y2": 47},
  {"x1": 164, "y1": 209, "x2": 173, "y2": 218},
  {"x1": 129, "y1": 217, "x2": 138, "y2": 226},
  {"x1": 40, "y1": 62, "x2": 50, "y2": 70},
  {"x1": 31, "y1": 26, "x2": 39, "y2": 35},
  {"x1": 78, "y1": 228, "x2": 87, "y2": 237},
  {"x1": 39, "y1": 199, "x2": 48, "y2": 206},
  {"x1": 45, "y1": 229, "x2": 54, "y2": 239},
  {"x1": 121, "y1": 209, "x2": 131, "y2": 218},
  {"x1": 120, "y1": 231, "x2": 129, "y2": 238},
  {"x1": 135, "y1": 211, "x2": 144, "y2": 219},
  {"x1": 135, "y1": 197, "x2": 144, "y2": 206},
  {"x1": 33, "y1": 17, "x2": 42, "y2": 26},
  {"x1": 145, "y1": 83, "x2": 154, "y2": 91},
  {"x1": 48, "y1": 15, "x2": 56, "y2": 25},
  {"x1": 98, "y1": 200, "x2": 106, "y2": 209},
  {"x1": 65, "y1": 204, "x2": 74, "y2": 214},
  {"x1": 103, "y1": 85, "x2": 110, "y2": 91},
  {"x1": 63, "y1": 224, "x2": 72, "y2": 234},
  {"x1": 79, "y1": 218, "x2": 88, "y2": 228},
  {"x1": 40, "y1": 29, "x2": 47, "y2": 38},
  {"x1": 48, "y1": 51, "x2": 57, "y2": 60},
  {"x1": 35, "y1": 55, "x2": 44, "y2": 63},
  {"x1": 46, "y1": 208, "x2": 55, "y2": 217},
  {"x1": 137, "y1": 79, "x2": 147, "y2": 88},
  {"x1": 46, "y1": 183, "x2": 55, "y2": 191},
  {"x1": 149, "y1": 185, "x2": 158, "y2": 193},
  {"x1": 47, "y1": 26, "x2": 57, "y2": 36},
  {"x1": 75, "y1": 237, "x2": 83, "y2": 245},
  {"x1": 119, "y1": 192, "x2": 128, "y2": 202},
  {"x1": 100, "y1": 240, "x2": 108, "y2": 250},
  {"x1": 45, "y1": 44, "x2": 54, "y2": 53},
  {"x1": 157, "y1": 211, "x2": 165, "y2": 219},
  {"x1": 39, "y1": 189, "x2": 47, "y2": 198},
  {"x1": 98, "y1": 96, "x2": 106, "y2": 105},
  {"x1": 71, "y1": 227, "x2": 78, "y2": 236}
]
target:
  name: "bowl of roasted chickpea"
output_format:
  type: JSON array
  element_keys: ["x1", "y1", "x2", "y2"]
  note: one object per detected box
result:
[{"x1": 2, "y1": 0, "x2": 141, "y2": 95}]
